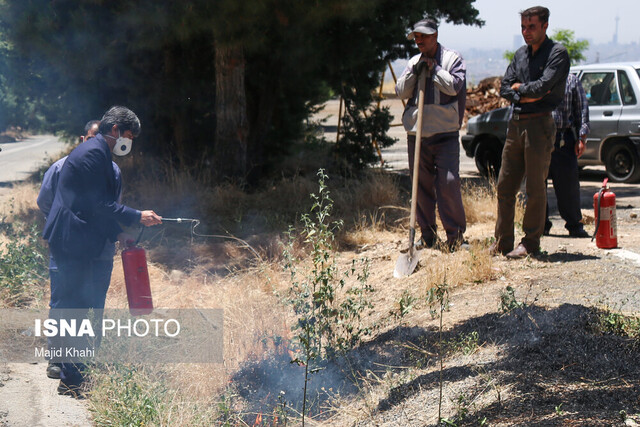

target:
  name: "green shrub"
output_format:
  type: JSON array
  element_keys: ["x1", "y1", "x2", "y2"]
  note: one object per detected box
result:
[
  {"x1": 282, "y1": 169, "x2": 375, "y2": 425},
  {"x1": 0, "y1": 222, "x2": 48, "y2": 305},
  {"x1": 89, "y1": 365, "x2": 165, "y2": 426}
]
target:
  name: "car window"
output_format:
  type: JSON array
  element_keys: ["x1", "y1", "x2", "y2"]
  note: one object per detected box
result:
[
  {"x1": 581, "y1": 72, "x2": 620, "y2": 106},
  {"x1": 618, "y1": 71, "x2": 637, "y2": 105},
  {"x1": 637, "y1": 68, "x2": 640, "y2": 81}
]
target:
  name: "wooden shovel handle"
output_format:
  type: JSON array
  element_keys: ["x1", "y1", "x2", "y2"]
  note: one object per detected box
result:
[{"x1": 408, "y1": 70, "x2": 427, "y2": 251}]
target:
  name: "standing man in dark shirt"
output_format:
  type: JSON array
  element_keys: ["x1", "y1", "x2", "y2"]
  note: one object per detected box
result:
[
  {"x1": 491, "y1": 6, "x2": 570, "y2": 258},
  {"x1": 545, "y1": 73, "x2": 590, "y2": 238}
]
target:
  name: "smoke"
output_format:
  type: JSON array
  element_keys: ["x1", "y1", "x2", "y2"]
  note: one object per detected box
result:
[
  {"x1": 230, "y1": 350, "x2": 361, "y2": 422},
  {"x1": 228, "y1": 327, "x2": 429, "y2": 422}
]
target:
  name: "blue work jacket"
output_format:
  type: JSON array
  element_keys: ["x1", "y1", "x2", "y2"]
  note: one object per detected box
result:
[{"x1": 42, "y1": 134, "x2": 140, "y2": 259}]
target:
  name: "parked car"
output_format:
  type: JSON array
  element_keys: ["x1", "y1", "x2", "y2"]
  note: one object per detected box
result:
[{"x1": 462, "y1": 62, "x2": 640, "y2": 183}]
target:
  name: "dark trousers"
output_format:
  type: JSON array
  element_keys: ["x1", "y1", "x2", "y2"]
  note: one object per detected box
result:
[
  {"x1": 48, "y1": 254, "x2": 113, "y2": 384},
  {"x1": 545, "y1": 129, "x2": 584, "y2": 233},
  {"x1": 407, "y1": 132, "x2": 466, "y2": 243},
  {"x1": 495, "y1": 114, "x2": 556, "y2": 252}
]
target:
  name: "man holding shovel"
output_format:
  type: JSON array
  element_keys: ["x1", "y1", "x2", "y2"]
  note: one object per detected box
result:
[{"x1": 395, "y1": 18, "x2": 467, "y2": 254}]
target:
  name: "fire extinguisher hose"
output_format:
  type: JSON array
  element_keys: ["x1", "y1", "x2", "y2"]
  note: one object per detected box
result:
[
  {"x1": 158, "y1": 217, "x2": 262, "y2": 261},
  {"x1": 592, "y1": 189, "x2": 605, "y2": 242}
]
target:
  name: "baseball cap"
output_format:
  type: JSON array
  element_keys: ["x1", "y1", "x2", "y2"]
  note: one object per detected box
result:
[{"x1": 407, "y1": 18, "x2": 438, "y2": 40}]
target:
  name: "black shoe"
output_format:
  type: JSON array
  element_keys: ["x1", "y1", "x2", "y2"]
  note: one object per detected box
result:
[
  {"x1": 488, "y1": 241, "x2": 510, "y2": 256},
  {"x1": 416, "y1": 236, "x2": 437, "y2": 249},
  {"x1": 46, "y1": 362, "x2": 61, "y2": 379},
  {"x1": 568, "y1": 228, "x2": 590, "y2": 238},
  {"x1": 57, "y1": 379, "x2": 84, "y2": 399}
]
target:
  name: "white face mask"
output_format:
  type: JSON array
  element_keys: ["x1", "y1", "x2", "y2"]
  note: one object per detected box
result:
[{"x1": 109, "y1": 132, "x2": 133, "y2": 156}]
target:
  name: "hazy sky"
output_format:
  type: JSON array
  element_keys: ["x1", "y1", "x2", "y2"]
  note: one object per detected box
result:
[{"x1": 437, "y1": 0, "x2": 640, "y2": 50}]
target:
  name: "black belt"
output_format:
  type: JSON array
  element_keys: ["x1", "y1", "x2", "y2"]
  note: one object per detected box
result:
[{"x1": 512, "y1": 111, "x2": 552, "y2": 121}]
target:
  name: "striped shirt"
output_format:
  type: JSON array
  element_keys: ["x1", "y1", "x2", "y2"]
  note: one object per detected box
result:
[{"x1": 552, "y1": 73, "x2": 590, "y2": 138}]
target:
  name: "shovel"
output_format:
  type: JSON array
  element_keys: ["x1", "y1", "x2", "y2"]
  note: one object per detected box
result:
[{"x1": 394, "y1": 66, "x2": 427, "y2": 278}]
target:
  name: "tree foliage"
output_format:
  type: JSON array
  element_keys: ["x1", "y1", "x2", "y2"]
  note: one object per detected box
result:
[
  {"x1": 551, "y1": 29, "x2": 589, "y2": 65},
  {"x1": 0, "y1": 0, "x2": 482, "y2": 181}
]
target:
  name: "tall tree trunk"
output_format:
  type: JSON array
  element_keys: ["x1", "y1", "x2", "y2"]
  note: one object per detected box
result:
[
  {"x1": 164, "y1": 46, "x2": 188, "y2": 163},
  {"x1": 247, "y1": 70, "x2": 278, "y2": 183},
  {"x1": 214, "y1": 44, "x2": 249, "y2": 181}
]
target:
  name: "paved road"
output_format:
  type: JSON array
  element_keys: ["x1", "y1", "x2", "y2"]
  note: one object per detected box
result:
[{"x1": 0, "y1": 135, "x2": 67, "y2": 184}]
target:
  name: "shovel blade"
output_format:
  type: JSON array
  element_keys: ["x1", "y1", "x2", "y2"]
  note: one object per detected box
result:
[{"x1": 393, "y1": 250, "x2": 421, "y2": 278}]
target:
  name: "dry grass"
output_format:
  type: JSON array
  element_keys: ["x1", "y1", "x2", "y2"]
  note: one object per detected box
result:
[
  {"x1": 0, "y1": 182, "x2": 44, "y2": 266},
  {"x1": 422, "y1": 242, "x2": 495, "y2": 290},
  {"x1": 460, "y1": 180, "x2": 527, "y2": 245},
  {"x1": 338, "y1": 172, "x2": 403, "y2": 248},
  {"x1": 0, "y1": 182, "x2": 40, "y2": 221},
  {"x1": 108, "y1": 256, "x2": 291, "y2": 369},
  {"x1": 105, "y1": 253, "x2": 293, "y2": 417},
  {"x1": 461, "y1": 180, "x2": 497, "y2": 225},
  {"x1": 333, "y1": 171, "x2": 401, "y2": 217},
  {"x1": 117, "y1": 155, "x2": 404, "y2": 267},
  {"x1": 118, "y1": 155, "x2": 403, "y2": 245}
]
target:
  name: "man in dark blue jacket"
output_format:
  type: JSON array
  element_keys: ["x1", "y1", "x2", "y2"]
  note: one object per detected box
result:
[
  {"x1": 42, "y1": 106, "x2": 162, "y2": 396},
  {"x1": 37, "y1": 119, "x2": 122, "y2": 381}
]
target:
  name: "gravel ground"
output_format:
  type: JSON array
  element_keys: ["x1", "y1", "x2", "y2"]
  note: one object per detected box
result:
[
  {"x1": 229, "y1": 176, "x2": 640, "y2": 426},
  {"x1": 327, "y1": 178, "x2": 640, "y2": 426}
]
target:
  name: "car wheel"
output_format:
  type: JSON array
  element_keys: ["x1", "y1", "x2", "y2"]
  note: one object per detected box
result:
[
  {"x1": 605, "y1": 141, "x2": 640, "y2": 183},
  {"x1": 474, "y1": 140, "x2": 502, "y2": 178}
]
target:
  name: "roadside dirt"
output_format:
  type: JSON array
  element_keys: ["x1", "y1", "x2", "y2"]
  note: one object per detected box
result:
[
  {"x1": 0, "y1": 185, "x2": 93, "y2": 426},
  {"x1": 0, "y1": 363, "x2": 92, "y2": 427}
]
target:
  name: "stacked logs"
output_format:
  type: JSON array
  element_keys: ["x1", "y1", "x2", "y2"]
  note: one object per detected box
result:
[{"x1": 463, "y1": 76, "x2": 510, "y2": 127}]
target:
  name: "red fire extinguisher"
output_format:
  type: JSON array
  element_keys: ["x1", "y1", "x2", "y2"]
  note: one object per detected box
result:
[
  {"x1": 593, "y1": 178, "x2": 617, "y2": 249},
  {"x1": 122, "y1": 240, "x2": 154, "y2": 316}
]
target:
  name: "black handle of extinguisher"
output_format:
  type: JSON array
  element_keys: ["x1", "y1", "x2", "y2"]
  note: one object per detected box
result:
[{"x1": 134, "y1": 227, "x2": 144, "y2": 246}]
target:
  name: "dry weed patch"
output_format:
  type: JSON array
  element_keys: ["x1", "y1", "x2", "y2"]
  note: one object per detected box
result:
[
  {"x1": 100, "y1": 256, "x2": 293, "y2": 425},
  {"x1": 421, "y1": 244, "x2": 495, "y2": 291},
  {"x1": 0, "y1": 183, "x2": 41, "y2": 221},
  {"x1": 461, "y1": 180, "x2": 496, "y2": 225}
]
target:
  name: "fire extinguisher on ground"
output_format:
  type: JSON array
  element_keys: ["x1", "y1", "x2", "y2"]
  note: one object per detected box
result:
[
  {"x1": 593, "y1": 178, "x2": 617, "y2": 249},
  {"x1": 122, "y1": 237, "x2": 154, "y2": 316}
]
